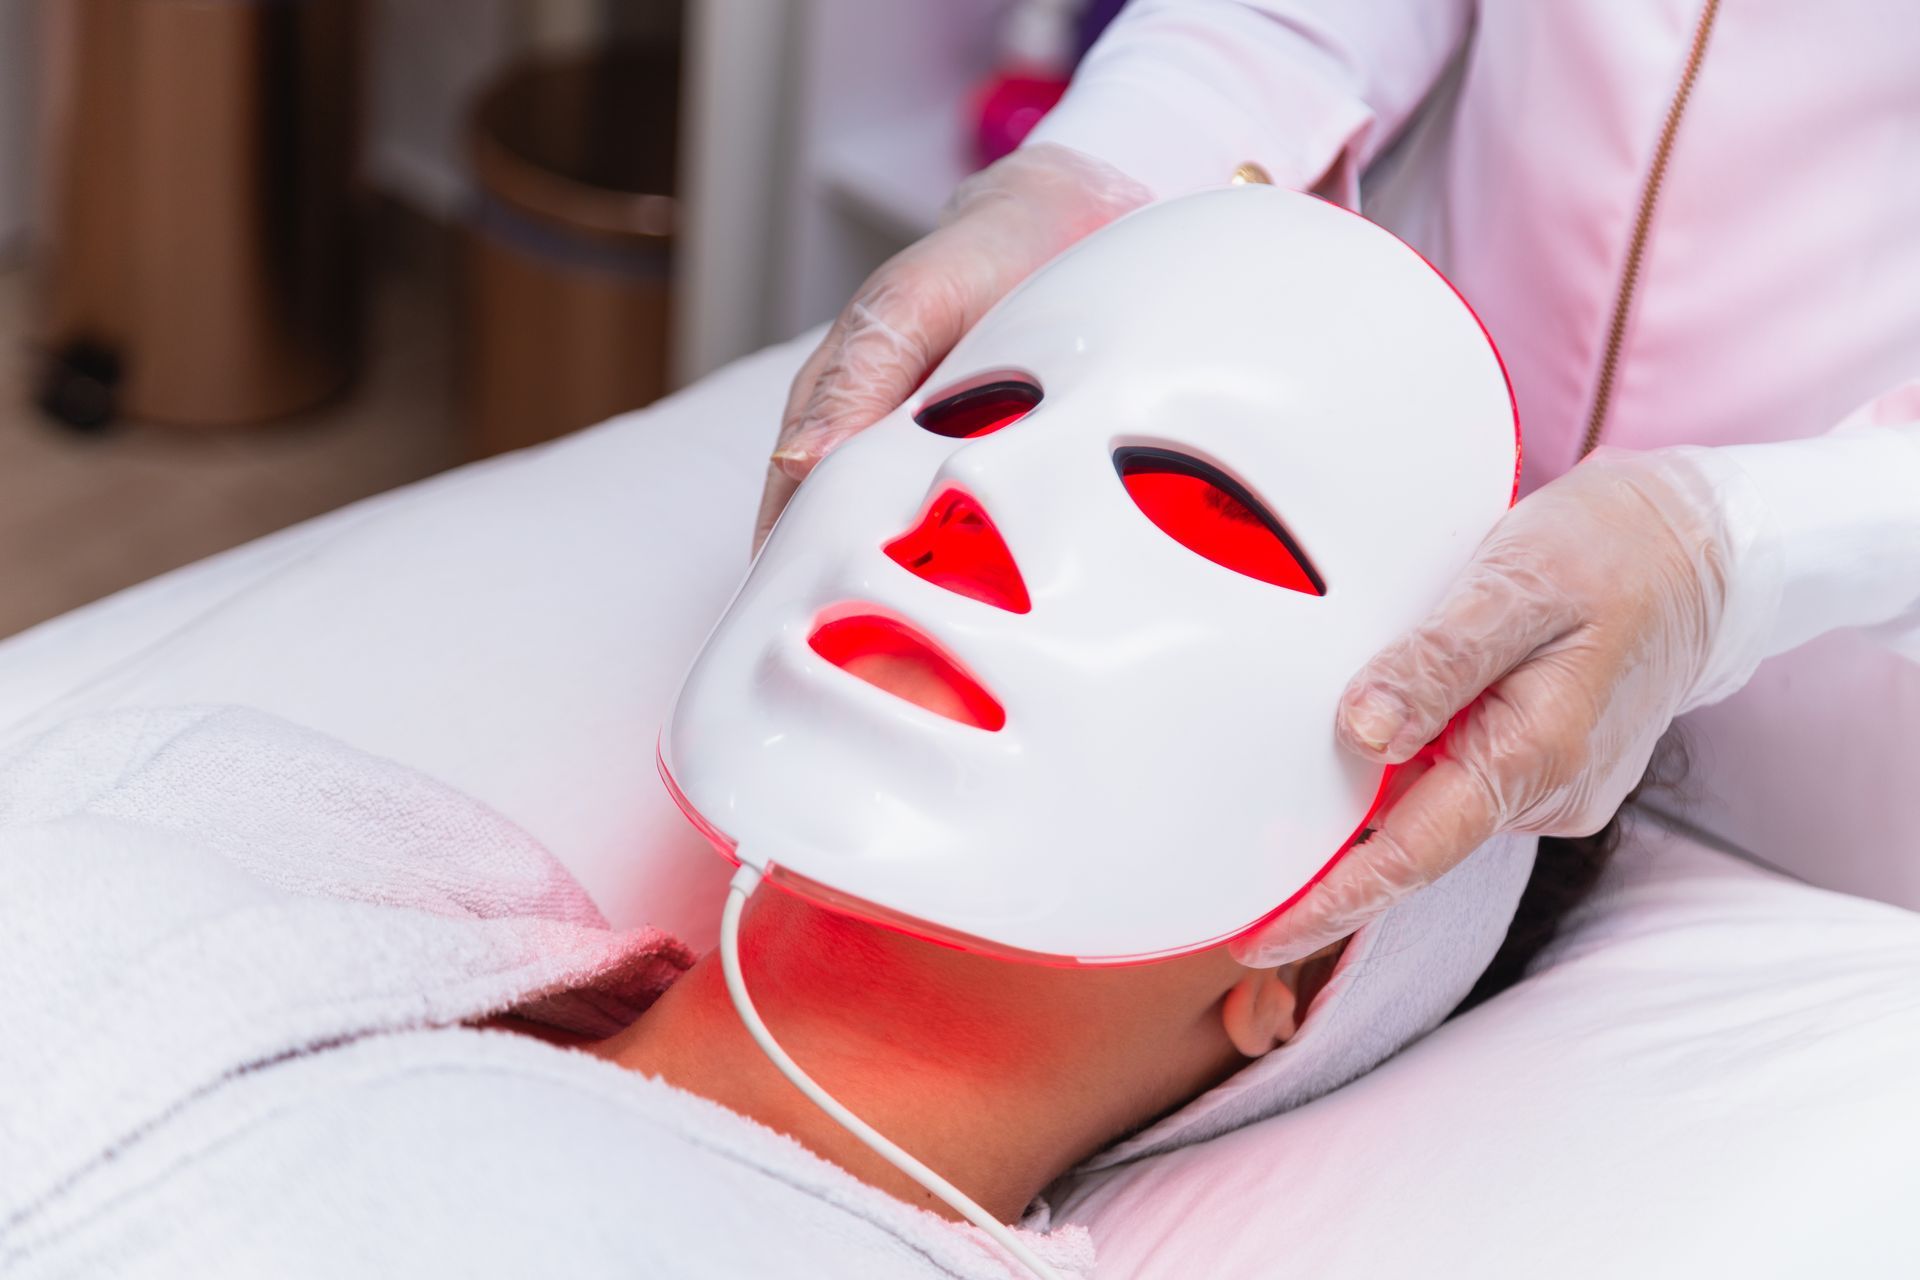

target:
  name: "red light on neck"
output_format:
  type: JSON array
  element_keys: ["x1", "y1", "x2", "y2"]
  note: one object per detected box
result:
[{"x1": 883, "y1": 490, "x2": 1031, "y2": 613}]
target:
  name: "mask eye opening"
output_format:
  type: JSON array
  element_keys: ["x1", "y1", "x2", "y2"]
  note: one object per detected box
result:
[
  {"x1": 1113, "y1": 446, "x2": 1326, "y2": 596},
  {"x1": 914, "y1": 376, "x2": 1043, "y2": 439}
]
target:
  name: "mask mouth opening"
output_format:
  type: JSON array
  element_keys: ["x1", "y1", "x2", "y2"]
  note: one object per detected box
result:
[{"x1": 808, "y1": 613, "x2": 1006, "y2": 731}]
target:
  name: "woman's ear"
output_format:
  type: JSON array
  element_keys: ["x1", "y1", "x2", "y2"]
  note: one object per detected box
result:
[
  {"x1": 1219, "y1": 939, "x2": 1349, "y2": 1058},
  {"x1": 1220, "y1": 966, "x2": 1302, "y2": 1059}
]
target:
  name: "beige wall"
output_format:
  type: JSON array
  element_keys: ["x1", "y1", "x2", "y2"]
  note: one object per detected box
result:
[{"x1": 364, "y1": 0, "x2": 521, "y2": 217}]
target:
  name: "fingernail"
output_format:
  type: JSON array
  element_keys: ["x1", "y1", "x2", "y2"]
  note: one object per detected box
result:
[
  {"x1": 770, "y1": 433, "x2": 818, "y2": 462},
  {"x1": 1345, "y1": 690, "x2": 1406, "y2": 753},
  {"x1": 770, "y1": 424, "x2": 838, "y2": 475},
  {"x1": 768, "y1": 446, "x2": 820, "y2": 481}
]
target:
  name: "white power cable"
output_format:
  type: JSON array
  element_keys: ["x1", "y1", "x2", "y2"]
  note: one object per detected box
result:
[{"x1": 719, "y1": 863, "x2": 1063, "y2": 1280}]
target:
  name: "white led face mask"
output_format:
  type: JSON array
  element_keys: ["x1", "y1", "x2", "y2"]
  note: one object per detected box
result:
[{"x1": 663, "y1": 185, "x2": 1518, "y2": 965}]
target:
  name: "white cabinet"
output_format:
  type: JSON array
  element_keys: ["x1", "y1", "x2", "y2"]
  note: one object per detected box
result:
[{"x1": 675, "y1": 0, "x2": 1003, "y2": 383}]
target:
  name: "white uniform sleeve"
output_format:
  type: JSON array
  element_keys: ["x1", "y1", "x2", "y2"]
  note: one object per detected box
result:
[
  {"x1": 1682, "y1": 384, "x2": 1920, "y2": 708},
  {"x1": 1024, "y1": 0, "x2": 1477, "y2": 204}
]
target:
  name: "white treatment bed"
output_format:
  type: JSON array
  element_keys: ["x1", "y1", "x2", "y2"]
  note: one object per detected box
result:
[{"x1": 2, "y1": 338, "x2": 1916, "y2": 1278}]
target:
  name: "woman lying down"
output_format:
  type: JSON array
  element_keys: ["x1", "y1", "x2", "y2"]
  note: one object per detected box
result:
[
  {"x1": 1, "y1": 189, "x2": 1629, "y2": 1277},
  {"x1": 1, "y1": 700, "x2": 1630, "y2": 1280}
]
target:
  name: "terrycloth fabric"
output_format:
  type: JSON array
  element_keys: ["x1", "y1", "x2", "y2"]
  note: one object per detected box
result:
[
  {"x1": 0, "y1": 706, "x2": 1093, "y2": 1280},
  {"x1": 1077, "y1": 830, "x2": 1536, "y2": 1170}
]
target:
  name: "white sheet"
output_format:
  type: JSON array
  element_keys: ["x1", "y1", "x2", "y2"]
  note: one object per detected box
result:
[
  {"x1": 2, "y1": 336, "x2": 1916, "y2": 1277},
  {"x1": 0, "y1": 339, "x2": 807, "y2": 948},
  {"x1": 1057, "y1": 818, "x2": 1920, "y2": 1277}
]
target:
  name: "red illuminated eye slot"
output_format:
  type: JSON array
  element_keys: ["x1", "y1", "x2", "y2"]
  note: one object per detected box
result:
[
  {"x1": 1114, "y1": 448, "x2": 1324, "y2": 596},
  {"x1": 914, "y1": 378, "x2": 1042, "y2": 438}
]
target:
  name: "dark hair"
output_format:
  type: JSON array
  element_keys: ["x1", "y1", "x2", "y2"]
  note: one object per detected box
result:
[{"x1": 1451, "y1": 730, "x2": 1690, "y2": 1016}]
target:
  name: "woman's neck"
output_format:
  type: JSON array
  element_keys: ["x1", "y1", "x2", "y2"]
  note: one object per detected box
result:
[
  {"x1": 583, "y1": 888, "x2": 1241, "y2": 1223},
  {"x1": 590, "y1": 953, "x2": 1073, "y2": 1222}
]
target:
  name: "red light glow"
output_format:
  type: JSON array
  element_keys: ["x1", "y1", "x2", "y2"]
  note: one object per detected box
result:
[
  {"x1": 913, "y1": 378, "x2": 1042, "y2": 439},
  {"x1": 1116, "y1": 448, "x2": 1325, "y2": 595},
  {"x1": 883, "y1": 489, "x2": 1032, "y2": 614},
  {"x1": 656, "y1": 739, "x2": 1395, "y2": 968},
  {"x1": 808, "y1": 613, "x2": 1007, "y2": 731}
]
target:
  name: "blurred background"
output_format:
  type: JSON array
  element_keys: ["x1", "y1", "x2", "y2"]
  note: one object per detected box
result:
[{"x1": 0, "y1": 0, "x2": 1112, "y2": 640}]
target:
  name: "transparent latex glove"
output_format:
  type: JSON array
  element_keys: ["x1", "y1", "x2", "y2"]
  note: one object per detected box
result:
[
  {"x1": 1233, "y1": 447, "x2": 1742, "y2": 967},
  {"x1": 753, "y1": 144, "x2": 1152, "y2": 549}
]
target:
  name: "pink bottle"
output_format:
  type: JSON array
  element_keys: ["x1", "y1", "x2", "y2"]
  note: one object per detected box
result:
[{"x1": 970, "y1": 0, "x2": 1076, "y2": 168}]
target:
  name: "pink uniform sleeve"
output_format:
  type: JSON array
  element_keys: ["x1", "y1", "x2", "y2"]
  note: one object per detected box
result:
[
  {"x1": 1024, "y1": 0, "x2": 1476, "y2": 204},
  {"x1": 1682, "y1": 388, "x2": 1920, "y2": 708}
]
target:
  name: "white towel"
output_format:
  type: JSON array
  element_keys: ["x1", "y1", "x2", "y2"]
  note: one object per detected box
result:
[
  {"x1": 0, "y1": 706, "x2": 1092, "y2": 1279},
  {"x1": 1075, "y1": 828, "x2": 1536, "y2": 1170}
]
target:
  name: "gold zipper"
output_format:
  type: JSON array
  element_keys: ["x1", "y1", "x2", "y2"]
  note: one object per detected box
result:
[{"x1": 1579, "y1": 0, "x2": 1723, "y2": 458}]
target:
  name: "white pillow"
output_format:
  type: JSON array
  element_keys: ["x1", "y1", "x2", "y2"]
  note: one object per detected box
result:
[
  {"x1": 2, "y1": 338, "x2": 1916, "y2": 1276},
  {"x1": 0, "y1": 338, "x2": 808, "y2": 948},
  {"x1": 1053, "y1": 822, "x2": 1920, "y2": 1277}
]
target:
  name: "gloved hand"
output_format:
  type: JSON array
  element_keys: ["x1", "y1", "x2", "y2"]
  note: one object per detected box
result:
[
  {"x1": 1232, "y1": 445, "x2": 1762, "y2": 968},
  {"x1": 754, "y1": 144, "x2": 1152, "y2": 548}
]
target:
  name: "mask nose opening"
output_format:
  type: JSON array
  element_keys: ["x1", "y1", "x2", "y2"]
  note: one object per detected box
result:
[{"x1": 883, "y1": 489, "x2": 1032, "y2": 614}]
